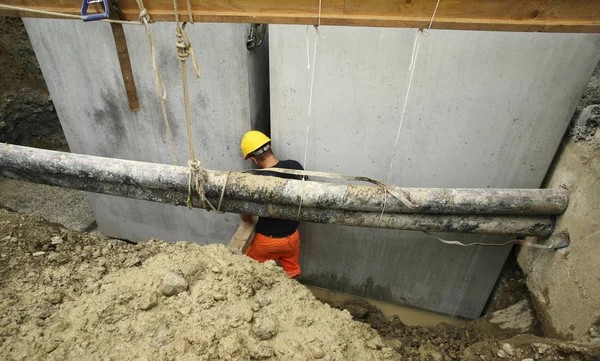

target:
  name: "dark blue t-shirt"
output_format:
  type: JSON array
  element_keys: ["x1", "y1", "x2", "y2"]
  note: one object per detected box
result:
[{"x1": 255, "y1": 160, "x2": 304, "y2": 237}]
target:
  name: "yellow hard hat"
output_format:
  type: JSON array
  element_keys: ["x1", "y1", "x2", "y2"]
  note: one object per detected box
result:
[{"x1": 241, "y1": 130, "x2": 271, "y2": 159}]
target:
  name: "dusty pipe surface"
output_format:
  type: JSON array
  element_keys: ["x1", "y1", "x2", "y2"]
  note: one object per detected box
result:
[
  {"x1": 0, "y1": 144, "x2": 568, "y2": 217},
  {"x1": 0, "y1": 144, "x2": 554, "y2": 236},
  {"x1": 203, "y1": 198, "x2": 554, "y2": 237}
]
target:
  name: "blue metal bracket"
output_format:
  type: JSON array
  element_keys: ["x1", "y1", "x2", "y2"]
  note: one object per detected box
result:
[{"x1": 81, "y1": 0, "x2": 110, "y2": 22}]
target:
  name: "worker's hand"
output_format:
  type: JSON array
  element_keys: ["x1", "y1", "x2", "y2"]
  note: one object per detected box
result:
[{"x1": 240, "y1": 214, "x2": 252, "y2": 223}]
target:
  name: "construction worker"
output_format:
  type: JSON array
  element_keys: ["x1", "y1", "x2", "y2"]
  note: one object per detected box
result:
[{"x1": 240, "y1": 130, "x2": 304, "y2": 278}]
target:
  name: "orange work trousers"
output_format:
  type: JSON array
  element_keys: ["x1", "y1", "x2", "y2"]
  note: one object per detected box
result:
[{"x1": 245, "y1": 230, "x2": 301, "y2": 277}]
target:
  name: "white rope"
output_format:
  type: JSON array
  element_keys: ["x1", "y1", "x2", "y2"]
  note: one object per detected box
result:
[
  {"x1": 307, "y1": 33, "x2": 319, "y2": 117},
  {"x1": 0, "y1": 3, "x2": 142, "y2": 25},
  {"x1": 296, "y1": 124, "x2": 311, "y2": 218},
  {"x1": 423, "y1": 232, "x2": 568, "y2": 249},
  {"x1": 317, "y1": 0, "x2": 323, "y2": 27},
  {"x1": 427, "y1": 0, "x2": 442, "y2": 30},
  {"x1": 379, "y1": 0, "x2": 441, "y2": 222},
  {"x1": 297, "y1": 0, "x2": 324, "y2": 219},
  {"x1": 306, "y1": 26, "x2": 311, "y2": 69}
]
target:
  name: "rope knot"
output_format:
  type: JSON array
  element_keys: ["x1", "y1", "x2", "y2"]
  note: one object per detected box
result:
[
  {"x1": 138, "y1": 8, "x2": 151, "y2": 24},
  {"x1": 188, "y1": 159, "x2": 202, "y2": 172},
  {"x1": 187, "y1": 159, "x2": 220, "y2": 212},
  {"x1": 175, "y1": 26, "x2": 191, "y2": 62}
]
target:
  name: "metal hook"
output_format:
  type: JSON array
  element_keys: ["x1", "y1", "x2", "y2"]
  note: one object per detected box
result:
[{"x1": 81, "y1": 0, "x2": 110, "y2": 21}]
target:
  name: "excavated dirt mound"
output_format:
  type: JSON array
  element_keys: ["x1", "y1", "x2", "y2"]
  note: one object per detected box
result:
[
  {"x1": 2, "y1": 208, "x2": 600, "y2": 361},
  {"x1": 0, "y1": 209, "x2": 395, "y2": 360}
]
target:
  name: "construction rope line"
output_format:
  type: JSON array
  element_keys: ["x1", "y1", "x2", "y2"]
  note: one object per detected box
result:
[
  {"x1": 379, "y1": 0, "x2": 442, "y2": 222},
  {"x1": 171, "y1": 0, "x2": 218, "y2": 213},
  {"x1": 297, "y1": 0, "x2": 324, "y2": 220},
  {"x1": 135, "y1": 0, "x2": 178, "y2": 166}
]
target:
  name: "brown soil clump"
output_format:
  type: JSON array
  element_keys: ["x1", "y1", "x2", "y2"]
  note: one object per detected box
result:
[{"x1": 0, "y1": 209, "x2": 396, "y2": 360}]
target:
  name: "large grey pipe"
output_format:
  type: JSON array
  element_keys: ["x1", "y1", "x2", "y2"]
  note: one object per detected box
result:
[{"x1": 0, "y1": 144, "x2": 556, "y2": 236}]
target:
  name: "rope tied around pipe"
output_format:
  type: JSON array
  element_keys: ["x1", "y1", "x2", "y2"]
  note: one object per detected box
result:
[
  {"x1": 172, "y1": 0, "x2": 210, "y2": 212},
  {"x1": 187, "y1": 159, "x2": 228, "y2": 213}
]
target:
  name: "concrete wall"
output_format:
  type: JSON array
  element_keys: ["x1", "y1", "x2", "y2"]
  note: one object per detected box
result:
[
  {"x1": 518, "y1": 67, "x2": 600, "y2": 341},
  {"x1": 269, "y1": 25, "x2": 600, "y2": 318},
  {"x1": 23, "y1": 19, "x2": 268, "y2": 244}
]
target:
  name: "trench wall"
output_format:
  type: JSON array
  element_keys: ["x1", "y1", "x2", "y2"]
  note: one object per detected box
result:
[
  {"x1": 269, "y1": 25, "x2": 600, "y2": 318},
  {"x1": 518, "y1": 66, "x2": 600, "y2": 340}
]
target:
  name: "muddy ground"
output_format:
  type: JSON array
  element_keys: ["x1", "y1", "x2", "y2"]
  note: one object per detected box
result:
[{"x1": 1, "y1": 208, "x2": 600, "y2": 361}]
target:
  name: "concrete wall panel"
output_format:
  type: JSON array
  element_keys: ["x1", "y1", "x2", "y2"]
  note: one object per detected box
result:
[
  {"x1": 269, "y1": 25, "x2": 600, "y2": 318},
  {"x1": 23, "y1": 19, "x2": 266, "y2": 243}
]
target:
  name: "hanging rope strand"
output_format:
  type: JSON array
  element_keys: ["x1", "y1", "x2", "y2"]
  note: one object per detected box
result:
[
  {"x1": 185, "y1": 0, "x2": 195, "y2": 23},
  {"x1": 171, "y1": 0, "x2": 220, "y2": 212},
  {"x1": 378, "y1": 0, "x2": 441, "y2": 223},
  {"x1": 135, "y1": 0, "x2": 177, "y2": 165},
  {"x1": 296, "y1": 0, "x2": 324, "y2": 219}
]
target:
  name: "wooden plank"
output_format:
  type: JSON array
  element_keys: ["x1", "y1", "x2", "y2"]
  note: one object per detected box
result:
[
  {"x1": 109, "y1": 0, "x2": 139, "y2": 111},
  {"x1": 227, "y1": 216, "x2": 257, "y2": 255},
  {"x1": 1, "y1": 0, "x2": 599, "y2": 32}
]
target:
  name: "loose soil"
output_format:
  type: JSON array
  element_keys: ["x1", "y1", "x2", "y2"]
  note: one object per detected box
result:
[
  {"x1": 0, "y1": 209, "x2": 395, "y2": 361},
  {"x1": 2, "y1": 208, "x2": 600, "y2": 361}
]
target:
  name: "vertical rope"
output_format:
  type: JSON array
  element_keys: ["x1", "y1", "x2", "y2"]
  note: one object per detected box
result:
[
  {"x1": 185, "y1": 0, "x2": 194, "y2": 23},
  {"x1": 428, "y1": 0, "x2": 441, "y2": 30},
  {"x1": 379, "y1": 0, "x2": 441, "y2": 221},
  {"x1": 297, "y1": 0, "x2": 324, "y2": 219},
  {"x1": 173, "y1": 0, "x2": 180, "y2": 25},
  {"x1": 180, "y1": 60, "x2": 195, "y2": 160},
  {"x1": 306, "y1": 26, "x2": 311, "y2": 69},
  {"x1": 136, "y1": 0, "x2": 177, "y2": 165},
  {"x1": 317, "y1": 0, "x2": 322, "y2": 27},
  {"x1": 172, "y1": 0, "x2": 217, "y2": 211},
  {"x1": 308, "y1": 33, "x2": 319, "y2": 117},
  {"x1": 296, "y1": 124, "x2": 311, "y2": 218}
]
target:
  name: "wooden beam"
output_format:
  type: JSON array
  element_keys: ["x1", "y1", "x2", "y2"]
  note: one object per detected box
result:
[
  {"x1": 227, "y1": 217, "x2": 257, "y2": 255},
  {"x1": 109, "y1": 0, "x2": 139, "y2": 111},
  {"x1": 1, "y1": 0, "x2": 599, "y2": 32}
]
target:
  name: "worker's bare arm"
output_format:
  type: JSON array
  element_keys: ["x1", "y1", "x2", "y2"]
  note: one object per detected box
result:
[{"x1": 240, "y1": 214, "x2": 252, "y2": 223}]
